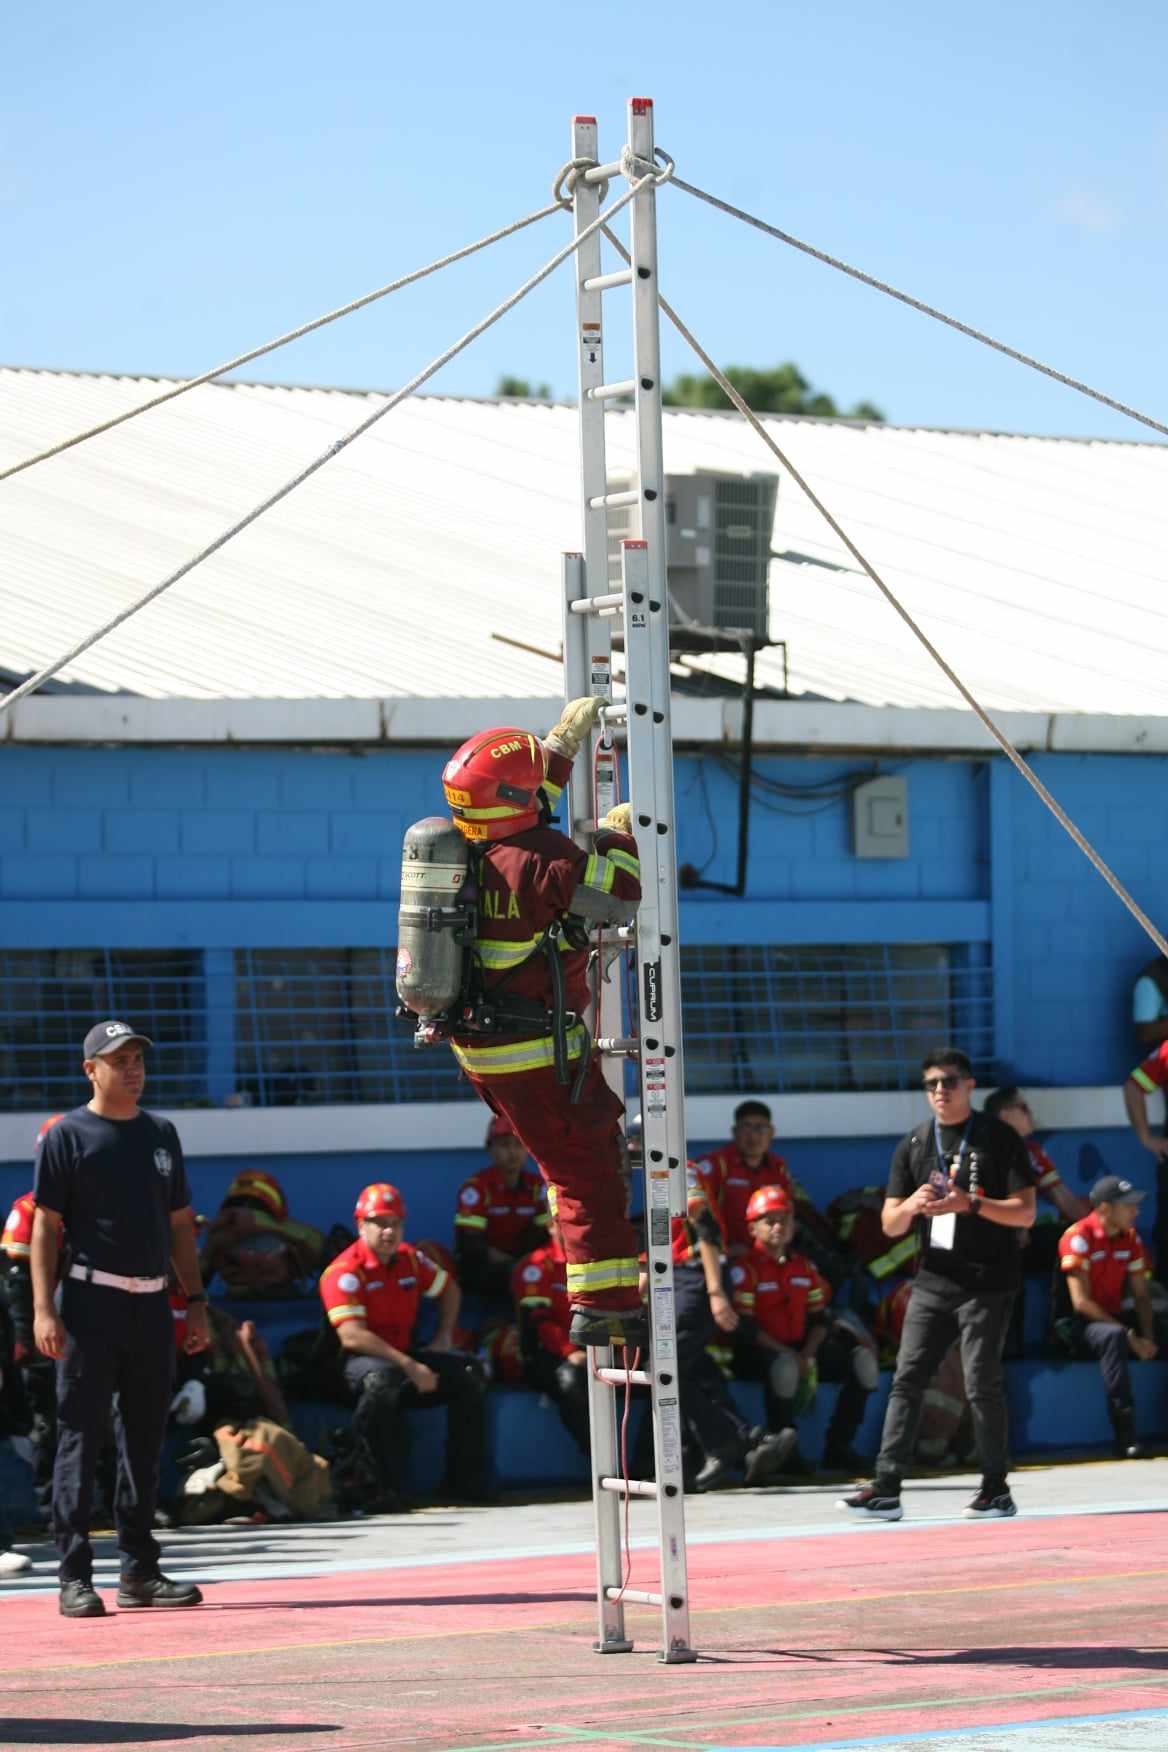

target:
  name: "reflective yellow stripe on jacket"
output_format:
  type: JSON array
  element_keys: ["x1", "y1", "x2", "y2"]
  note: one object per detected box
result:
[
  {"x1": 451, "y1": 1024, "x2": 587, "y2": 1076},
  {"x1": 565, "y1": 1256, "x2": 642, "y2": 1295}
]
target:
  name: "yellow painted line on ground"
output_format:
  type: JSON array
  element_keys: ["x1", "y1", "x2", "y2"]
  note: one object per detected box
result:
[{"x1": 6, "y1": 1564, "x2": 1166, "y2": 1678}]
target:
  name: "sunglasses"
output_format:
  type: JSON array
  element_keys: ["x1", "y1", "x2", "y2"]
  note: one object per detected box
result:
[{"x1": 923, "y1": 1074, "x2": 963, "y2": 1092}]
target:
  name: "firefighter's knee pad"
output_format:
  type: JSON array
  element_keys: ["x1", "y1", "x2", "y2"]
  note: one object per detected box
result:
[
  {"x1": 851, "y1": 1345, "x2": 880, "y2": 1392},
  {"x1": 767, "y1": 1350, "x2": 800, "y2": 1401}
]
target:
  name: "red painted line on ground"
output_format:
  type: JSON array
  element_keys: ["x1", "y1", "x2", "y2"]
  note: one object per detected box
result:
[{"x1": 1, "y1": 1508, "x2": 1165, "y2": 1752}]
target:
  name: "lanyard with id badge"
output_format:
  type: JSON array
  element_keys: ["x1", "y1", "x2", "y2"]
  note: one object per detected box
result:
[{"x1": 929, "y1": 1117, "x2": 972, "y2": 1251}]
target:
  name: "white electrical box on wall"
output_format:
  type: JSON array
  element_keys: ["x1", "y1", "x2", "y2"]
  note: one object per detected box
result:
[{"x1": 852, "y1": 775, "x2": 909, "y2": 859}]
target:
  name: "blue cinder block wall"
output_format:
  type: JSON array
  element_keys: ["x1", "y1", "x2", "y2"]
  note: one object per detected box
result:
[{"x1": 2, "y1": 742, "x2": 1166, "y2": 1170}]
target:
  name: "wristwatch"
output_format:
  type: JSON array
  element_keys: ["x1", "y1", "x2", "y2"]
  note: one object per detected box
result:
[{"x1": 967, "y1": 1195, "x2": 982, "y2": 1218}]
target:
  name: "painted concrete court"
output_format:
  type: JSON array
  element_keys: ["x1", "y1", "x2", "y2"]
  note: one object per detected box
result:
[{"x1": 2, "y1": 1456, "x2": 1167, "y2": 1750}]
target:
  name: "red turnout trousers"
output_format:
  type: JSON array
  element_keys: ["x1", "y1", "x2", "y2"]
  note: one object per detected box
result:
[{"x1": 465, "y1": 1056, "x2": 641, "y2": 1313}]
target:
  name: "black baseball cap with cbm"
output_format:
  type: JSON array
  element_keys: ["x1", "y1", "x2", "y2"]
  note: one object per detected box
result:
[
  {"x1": 1090, "y1": 1175, "x2": 1146, "y2": 1208},
  {"x1": 82, "y1": 1020, "x2": 153, "y2": 1060}
]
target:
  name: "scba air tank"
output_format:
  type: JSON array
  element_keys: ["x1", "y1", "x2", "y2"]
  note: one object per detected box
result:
[{"x1": 395, "y1": 817, "x2": 473, "y2": 1019}]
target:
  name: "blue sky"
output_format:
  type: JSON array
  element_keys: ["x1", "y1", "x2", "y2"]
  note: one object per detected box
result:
[{"x1": 4, "y1": 0, "x2": 1166, "y2": 437}]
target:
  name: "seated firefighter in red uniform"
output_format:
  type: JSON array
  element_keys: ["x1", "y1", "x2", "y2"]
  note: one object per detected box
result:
[
  {"x1": 438, "y1": 700, "x2": 646, "y2": 1349},
  {"x1": 729, "y1": 1184, "x2": 879, "y2": 1475},
  {"x1": 454, "y1": 1114, "x2": 549, "y2": 1298},
  {"x1": 319, "y1": 1182, "x2": 489, "y2": 1511}
]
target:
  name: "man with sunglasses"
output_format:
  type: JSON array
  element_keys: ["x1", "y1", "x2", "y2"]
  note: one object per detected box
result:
[{"x1": 839, "y1": 1047, "x2": 1035, "y2": 1522}]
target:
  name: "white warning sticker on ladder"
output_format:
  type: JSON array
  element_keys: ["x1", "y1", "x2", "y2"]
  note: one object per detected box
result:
[
  {"x1": 590, "y1": 655, "x2": 611, "y2": 695},
  {"x1": 657, "y1": 1400, "x2": 683, "y2": 1476},
  {"x1": 649, "y1": 1172, "x2": 671, "y2": 1207},
  {"x1": 644, "y1": 1056, "x2": 667, "y2": 1112},
  {"x1": 652, "y1": 1286, "x2": 677, "y2": 1360}
]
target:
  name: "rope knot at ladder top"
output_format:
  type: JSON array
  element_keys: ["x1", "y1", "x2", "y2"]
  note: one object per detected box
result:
[{"x1": 552, "y1": 145, "x2": 674, "y2": 210}]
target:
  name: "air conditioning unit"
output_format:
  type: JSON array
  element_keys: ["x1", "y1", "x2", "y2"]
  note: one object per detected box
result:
[
  {"x1": 604, "y1": 469, "x2": 778, "y2": 638},
  {"x1": 665, "y1": 471, "x2": 778, "y2": 638}
]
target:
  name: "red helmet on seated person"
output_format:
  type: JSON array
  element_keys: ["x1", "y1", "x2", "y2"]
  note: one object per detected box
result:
[
  {"x1": 442, "y1": 728, "x2": 547, "y2": 842},
  {"x1": 485, "y1": 1113, "x2": 520, "y2": 1147},
  {"x1": 354, "y1": 1182, "x2": 405, "y2": 1224},
  {"x1": 223, "y1": 1169, "x2": 288, "y2": 1221},
  {"x1": 745, "y1": 1184, "x2": 792, "y2": 1224}
]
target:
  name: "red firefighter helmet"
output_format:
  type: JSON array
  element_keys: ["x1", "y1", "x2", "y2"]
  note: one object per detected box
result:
[
  {"x1": 745, "y1": 1184, "x2": 793, "y2": 1224},
  {"x1": 223, "y1": 1169, "x2": 288, "y2": 1221},
  {"x1": 485, "y1": 1113, "x2": 520, "y2": 1147},
  {"x1": 442, "y1": 728, "x2": 547, "y2": 842},
  {"x1": 354, "y1": 1182, "x2": 405, "y2": 1224}
]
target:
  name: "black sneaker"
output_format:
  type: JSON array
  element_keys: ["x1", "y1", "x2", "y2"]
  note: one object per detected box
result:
[
  {"x1": 568, "y1": 1307, "x2": 648, "y2": 1350},
  {"x1": 691, "y1": 1453, "x2": 733, "y2": 1493},
  {"x1": 837, "y1": 1484, "x2": 902, "y2": 1521},
  {"x1": 117, "y1": 1573, "x2": 204, "y2": 1609},
  {"x1": 59, "y1": 1581, "x2": 106, "y2": 1618},
  {"x1": 742, "y1": 1427, "x2": 798, "y2": 1486},
  {"x1": 962, "y1": 1487, "x2": 1017, "y2": 1520}
]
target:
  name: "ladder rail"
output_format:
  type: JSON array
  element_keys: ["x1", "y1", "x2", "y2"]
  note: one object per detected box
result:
[{"x1": 564, "y1": 98, "x2": 696, "y2": 1668}]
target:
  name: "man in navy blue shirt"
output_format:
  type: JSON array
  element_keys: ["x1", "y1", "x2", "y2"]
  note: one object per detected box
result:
[{"x1": 32, "y1": 1020, "x2": 210, "y2": 1618}]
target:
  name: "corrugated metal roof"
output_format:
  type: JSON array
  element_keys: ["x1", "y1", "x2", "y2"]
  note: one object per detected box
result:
[{"x1": 2, "y1": 366, "x2": 1167, "y2": 713}]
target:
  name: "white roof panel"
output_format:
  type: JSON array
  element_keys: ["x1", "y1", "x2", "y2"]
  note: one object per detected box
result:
[{"x1": 1, "y1": 367, "x2": 1166, "y2": 714}]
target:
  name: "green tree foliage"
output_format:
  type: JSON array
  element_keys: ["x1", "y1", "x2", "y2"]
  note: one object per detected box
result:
[
  {"x1": 662, "y1": 361, "x2": 884, "y2": 422},
  {"x1": 495, "y1": 374, "x2": 552, "y2": 399}
]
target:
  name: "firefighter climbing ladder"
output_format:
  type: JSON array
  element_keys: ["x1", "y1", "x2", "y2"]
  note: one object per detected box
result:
[
  {"x1": 560, "y1": 100, "x2": 697, "y2": 1664},
  {"x1": 6, "y1": 84, "x2": 1168, "y2": 1671}
]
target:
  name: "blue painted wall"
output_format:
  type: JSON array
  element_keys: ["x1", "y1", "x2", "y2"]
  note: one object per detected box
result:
[{"x1": 1, "y1": 741, "x2": 1165, "y2": 1094}]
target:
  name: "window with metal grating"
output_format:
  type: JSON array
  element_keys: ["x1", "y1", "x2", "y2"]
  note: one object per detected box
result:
[
  {"x1": 233, "y1": 948, "x2": 475, "y2": 1107},
  {"x1": 0, "y1": 949, "x2": 205, "y2": 1113},
  {"x1": 680, "y1": 943, "x2": 994, "y2": 1094}
]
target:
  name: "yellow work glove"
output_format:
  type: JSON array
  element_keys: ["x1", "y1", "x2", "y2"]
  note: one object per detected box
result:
[
  {"x1": 598, "y1": 802, "x2": 633, "y2": 834},
  {"x1": 544, "y1": 696, "x2": 606, "y2": 759}
]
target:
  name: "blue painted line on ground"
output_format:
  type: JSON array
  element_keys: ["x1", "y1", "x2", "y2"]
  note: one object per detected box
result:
[
  {"x1": 4, "y1": 1496, "x2": 1168, "y2": 1598},
  {"x1": 715, "y1": 1702, "x2": 1168, "y2": 1751}
]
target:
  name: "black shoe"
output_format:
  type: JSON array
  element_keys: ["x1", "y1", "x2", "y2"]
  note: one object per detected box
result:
[
  {"x1": 568, "y1": 1306, "x2": 648, "y2": 1350},
  {"x1": 691, "y1": 1453, "x2": 733, "y2": 1493},
  {"x1": 837, "y1": 1483, "x2": 903, "y2": 1521},
  {"x1": 742, "y1": 1427, "x2": 798, "y2": 1486},
  {"x1": 117, "y1": 1573, "x2": 204, "y2": 1609},
  {"x1": 822, "y1": 1444, "x2": 869, "y2": 1477},
  {"x1": 59, "y1": 1581, "x2": 106, "y2": 1618},
  {"x1": 1112, "y1": 1413, "x2": 1144, "y2": 1459},
  {"x1": 962, "y1": 1487, "x2": 1017, "y2": 1520}
]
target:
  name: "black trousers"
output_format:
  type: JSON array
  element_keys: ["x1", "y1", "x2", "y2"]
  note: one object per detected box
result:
[
  {"x1": 875, "y1": 1277, "x2": 1015, "y2": 1493},
  {"x1": 673, "y1": 1263, "x2": 753, "y2": 1462},
  {"x1": 1069, "y1": 1315, "x2": 1136, "y2": 1421},
  {"x1": 734, "y1": 1326, "x2": 873, "y2": 1452},
  {"x1": 524, "y1": 1350, "x2": 590, "y2": 1453},
  {"x1": 54, "y1": 1279, "x2": 174, "y2": 1586},
  {"x1": 344, "y1": 1348, "x2": 489, "y2": 1499}
]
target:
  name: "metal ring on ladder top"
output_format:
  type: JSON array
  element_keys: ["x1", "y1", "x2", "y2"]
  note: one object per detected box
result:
[{"x1": 552, "y1": 146, "x2": 674, "y2": 209}]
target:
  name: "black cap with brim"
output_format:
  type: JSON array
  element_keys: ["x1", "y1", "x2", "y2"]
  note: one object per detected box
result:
[
  {"x1": 1090, "y1": 1174, "x2": 1146, "y2": 1208},
  {"x1": 82, "y1": 1021, "x2": 154, "y2": 1060}
]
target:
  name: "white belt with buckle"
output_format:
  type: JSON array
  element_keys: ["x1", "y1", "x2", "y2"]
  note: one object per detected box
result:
[{"x1": 69, "y1": 1264, "x2": 167, "y2": 1294}]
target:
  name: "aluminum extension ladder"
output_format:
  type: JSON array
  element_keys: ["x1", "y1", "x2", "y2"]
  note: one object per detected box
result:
[{"x1": 560, "y1": 98, "x2": 696, "y2": 1664}]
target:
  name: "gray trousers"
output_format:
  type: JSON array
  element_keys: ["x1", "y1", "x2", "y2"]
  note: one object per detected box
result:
[{"x1": 876, "y1": 1277, "x2": 1015, "y2": 1493}]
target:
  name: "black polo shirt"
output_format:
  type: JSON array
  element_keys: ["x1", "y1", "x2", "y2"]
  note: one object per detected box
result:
[
  {"x1": 887, "y1": 1109, "x2": 1031, "y2": 1293},
  {"x1": 34, "y1": 1105, "x2": 191, "y2": 1279}
]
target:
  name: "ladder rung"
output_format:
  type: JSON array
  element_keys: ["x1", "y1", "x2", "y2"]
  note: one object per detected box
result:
[
  {"x1": 599, "y1": 702, "x2": 628, "y2": 721},
  {"x1": 605, "y1": 1587, "x2": 662, "y2": 1605},
  {"x1": 583, "y1": 158, "x2": 624, "y2": 184},
  {"x1": 588, "y1": 379, "x2": 636, "y2": 401},
  {"x1": 596, "y1": 1036, "x2": 638, "y2": 1056},
  {"x1": 568, "y1": 591, "x2": 624, "y2": 615},
  {"x1": 600, "y1": 1476, "x2": 658, "y2": 1499},
  {"x1": 583, "y1": 269, "x2": 633, "y2": 293},
  {"x1": 595, "y1": 1366, "x2": 652, "y2": 1387},
  {"x1": 589, "y1": 489, "x2": 640, "y2": 510}
]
